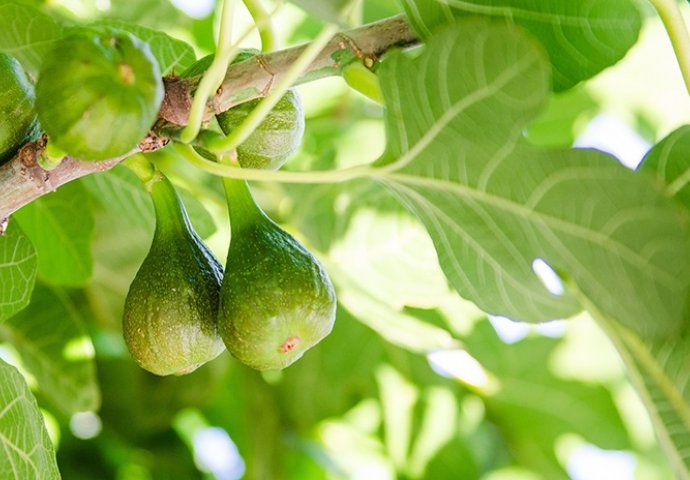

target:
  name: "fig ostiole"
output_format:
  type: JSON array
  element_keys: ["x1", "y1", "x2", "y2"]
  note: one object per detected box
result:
[
  {"x1": 123, "y1": 174, "x2": 225, "y2": 376},
  {"x1": 218, "y1": 178, "x2": 336, "y2": 371}
]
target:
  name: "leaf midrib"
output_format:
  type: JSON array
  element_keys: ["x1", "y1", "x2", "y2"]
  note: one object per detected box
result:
[{"x1": 380, "y1": 172, "x2": 679, "y2": 287}]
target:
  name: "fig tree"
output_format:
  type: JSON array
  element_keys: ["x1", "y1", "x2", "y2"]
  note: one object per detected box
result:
[
  {"x1": 36, "y1": 30, "x2": 164, "y2": 161},
  {"x1": 123, "y1": 174, "x2": 225, "y2": 376},
  {"x1": 218, "y1": 179, "x2": 336, "y2": 371},
  {"x1": 0, "y1": 52, "x2": 39, "y2": 165}
]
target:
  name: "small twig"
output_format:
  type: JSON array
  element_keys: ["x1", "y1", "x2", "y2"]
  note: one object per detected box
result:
[{"x1": 243, "y1": 0, "x2": 277, "y2": 51}]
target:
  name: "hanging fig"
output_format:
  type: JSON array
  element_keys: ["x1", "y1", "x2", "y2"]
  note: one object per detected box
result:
[
  {"x1": 36, "y1": 29, "x2": 164, "y2": 160},
  {"x1": 218, "y1": 179, "x2": 336, "y2": 371},
  {"x1": 123, "y1": 174, "x2": 225, "y2": 376},
  {"x1": 0, "y1": 52, "x2": 40, "y2": 165}
]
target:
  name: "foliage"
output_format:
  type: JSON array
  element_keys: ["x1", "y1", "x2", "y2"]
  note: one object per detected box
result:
[{"x1": 0, "y1": 0, "x2": 689, "y2": 479}]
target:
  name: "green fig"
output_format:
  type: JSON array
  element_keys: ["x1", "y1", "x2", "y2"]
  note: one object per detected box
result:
[
  {"x1": 0, "y1": 52, "x2": 40, "y2": 165},
  {"x1": 216, "y1": 88, "x2": 305, "y2": 170},
  {"x1": 218, "y1": 179, "x2": 336, "y2": 370},
  {"x1": 36, "y1": 29, "x2": 163, "y2": 161},
  {"x1": 123, "y1": 174, "x2": 225, "y2": 376}
]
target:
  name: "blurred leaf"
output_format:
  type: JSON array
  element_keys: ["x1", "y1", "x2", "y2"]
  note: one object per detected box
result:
[
  {"x1": 97, "y1": 356, "x2": 228, "y2": 439},
  {"x1": 0, "y1": 284, "x2": 100, "y2": 415},
  {"x1": 422, "y1": 435, "x2": 481, "y2": 479},
  {"x1": 467, "y1": 321, "x2": 631, "y2": 476},
  {"x1": 84, "y1": 165, "x2": 216, "y2": 239},
  {"x1": 407, "y1": 387, "x2": 461, "y2": 477},
  {"x1": 323, "y1": 202, "x2": 460, "y2": 352},
  {"x1": 331, "y1": 264, "x2": 458, "y2": 352},
  {"x1": 177, "y1": 188, "x2": 217, "y2": 240},
  {"x1": 0, "y1": 221, "x2": 37, "y2": 322},
  {"x1": 82, "y1": 164, "x2": 154, "y2": 231},
  {"x1": 0, "y1": 358, "x2": 60, "y2": 479},
  {"x1": 289, "y1": 0, "x2": 348, "y2": 23},
  {"x1": 86, "y1": 208, "x2": 150, "y2": 329},
  {"x1": 14, "y1": 181, "x2": 94, "y2": 287},
  {"x1": 106, "y1": 0, "x2": 194, "y2": 30},
  {"x1": 89, "y1": 20, "x2": 196, "y2": 74},
  {"x1": 377, "y1": 365, "x2": 417, "y2": 469},
  {"x1": 328, "y1": 207, "x2": 451, "y2": 309},
  {"x1": 399, "y1": 0, "x2": 642, "y2": 91},
  {"x1": 283, "y1": 111, "x2": 390, "y2": 252},
  {"x1": 374, "y1": 19, "x2": 690, "y2": 337},
  {"x1": 0, "y1": 2, "x2": 62, "y2": 76}
]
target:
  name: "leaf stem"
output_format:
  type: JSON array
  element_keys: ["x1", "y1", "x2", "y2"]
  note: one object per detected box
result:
[
  {"x1": 180, "y1": 0, "x2": 238, "y2": 143},
  {"x1": 174, "y1": 142, "x2": 372, "y2": 183},
  {"x1": 123, "y1": 154, "x2": 162, "y2": 191},
  {"x1": 243, "y1": 0, "x2": 277, "y2": 51},
  {"x1": 649, "y1": 0, "x2": 690, "y2": 96}
]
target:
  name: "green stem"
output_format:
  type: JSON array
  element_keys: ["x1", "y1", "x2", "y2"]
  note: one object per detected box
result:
[
  {"x1": 37, "y1": 141, "x2": 67, "y2": 171},
  {"x1": 204, "y1": 21, "x2": 341, "y2": 154},
  {"x1": 150, "y1": 175, "x2": 191, "y2": 234},
  {"x1": 649, "y1": 0, "x2": 690, "y2": 96},
  {"x1": 123, "y1": 154, "x2": 161, "y2": 191},
  {"x1": 222, "y1": 177, "x2": 266, "y2": 231},
  {"x1": 243, "y1": 0, "x2": 277, "y2": 51},
  {"x1": 342, "y1": 61, "x2": 384, "y2": 104},
  {"x1": 174, "y1": 142, "x2": 372, "y2": 183},
  {"x1": 180, "y1": 0, "x2": 238, "y2": 143}
]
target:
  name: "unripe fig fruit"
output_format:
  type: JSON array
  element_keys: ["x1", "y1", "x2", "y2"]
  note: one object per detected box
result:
[
  {"x1": 216, "y1": 89, "x2": 305, "y2": 170},
  {"x1": 218, "y1": 179, "x2": 336, "y2": 371},
  {"x1": 36, "y1": 30, "x2": 164, "y2": 160},
  {"x1": 123, "y1": 174, "x2": 225, "y2": 376},
  {"x1": 0, "y1": 52, "x2": 40, "y2": 164}
]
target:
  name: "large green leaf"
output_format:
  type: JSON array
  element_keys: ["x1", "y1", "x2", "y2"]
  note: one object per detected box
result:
[
  {"x1": 605, "y1": 126, "x2": 690, "y2": 478},
  {"x1": 0, "y1": 222, "x2": 36, "y2": 322},
  {"x1": 0, "y1": 284, "x2": 100, "y2": 415},
  {"x1": 88, "y1": 20, "x2": 196, "y2": 74},
  {"x1": 399, "y1": 0, "x2": 642, "y2": 91},
  {"x1": 372, "y1": 19, "x2": 690, "y2": 337},
  {"x1": 14, "y1": 181, "x2": 94, "y2": 287},
  {"x1": 0, "y1": 359, "x2": 60, "y2": 479},
  {"x1": 0, "y1": 2, "x2": 61, "y2": 76}
]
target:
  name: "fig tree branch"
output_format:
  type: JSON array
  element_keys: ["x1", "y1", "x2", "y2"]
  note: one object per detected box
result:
[{"x1": 0, "y1": 14, "x2": 418, "y2": 223}]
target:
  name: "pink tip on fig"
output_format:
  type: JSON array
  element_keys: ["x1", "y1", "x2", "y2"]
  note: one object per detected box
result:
[{"x1": 279, "y1": 336, "x2": 300, "y2": 353}]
